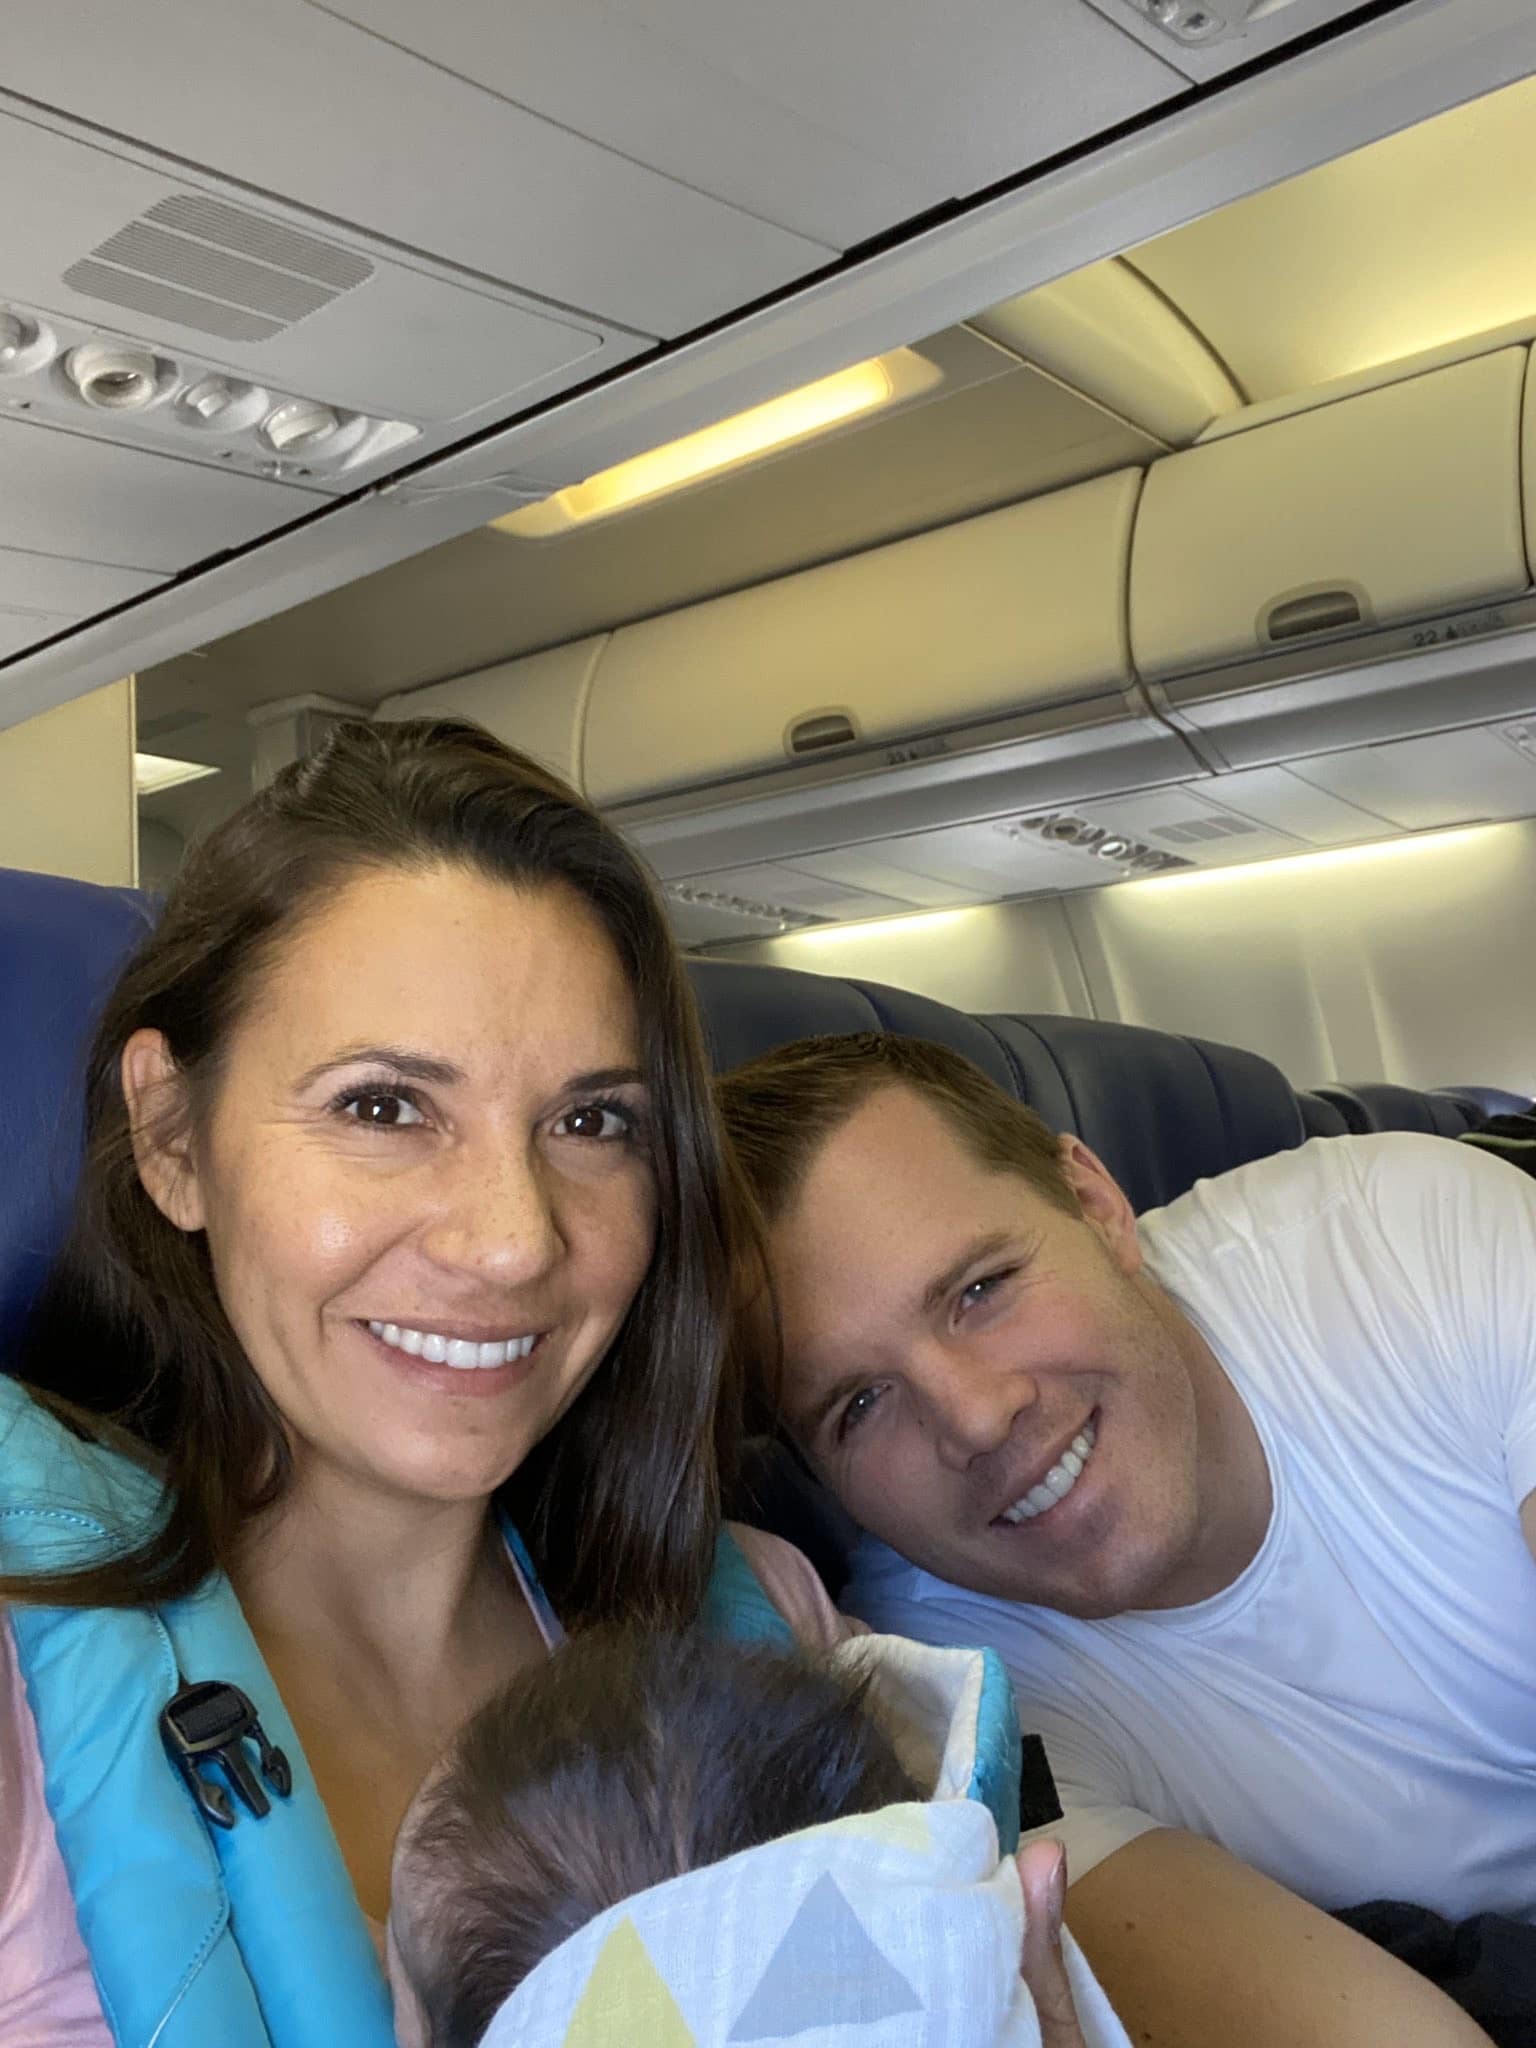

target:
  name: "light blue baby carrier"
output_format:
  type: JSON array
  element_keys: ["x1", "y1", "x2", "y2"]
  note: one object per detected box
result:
[{"x1": 0, "y1": 1375, "x2": 1023, "y2": 2048}]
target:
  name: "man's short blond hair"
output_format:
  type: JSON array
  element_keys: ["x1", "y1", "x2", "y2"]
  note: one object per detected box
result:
[{"x1": 715, "y1": 1031, "x2": 1075, "y2": 1230}]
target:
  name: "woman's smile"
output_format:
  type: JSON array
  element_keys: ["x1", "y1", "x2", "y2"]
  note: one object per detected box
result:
[{"x1": 358, "y1": 1317, "x2": 548, "y2": 1398}]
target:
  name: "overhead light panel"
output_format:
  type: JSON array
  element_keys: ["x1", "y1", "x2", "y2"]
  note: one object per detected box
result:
[
  {"x1": 999, "y1": 813, "x2": 1193, "y2": 874},
  {"x1": 496, "y1": 350, "x2": 940, "y2": 538},
  {"x1": 134, "y1": 752, "x2": 220, "y2": 795},
  {"x1": 664, "y1": 882, "x2": 822, "y2": 933}
]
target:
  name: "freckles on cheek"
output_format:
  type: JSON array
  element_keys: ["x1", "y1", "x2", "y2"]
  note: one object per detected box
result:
[{"x1": 310, "y1": 1209, "x2": 365, "y2": 1261}]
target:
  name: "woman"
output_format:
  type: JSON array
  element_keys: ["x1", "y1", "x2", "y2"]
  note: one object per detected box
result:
[{"x1": 0, "y1": 717, "x2": 1085, "y2": 2047}]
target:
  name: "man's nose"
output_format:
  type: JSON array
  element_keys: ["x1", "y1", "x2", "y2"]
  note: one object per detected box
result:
[
  {"x1": 919, "y1": 1343, "x2": 1038, "y2": 1470},
  {"x1": 418, "y1": 1140, "x2": 565, "y2": 1287}
]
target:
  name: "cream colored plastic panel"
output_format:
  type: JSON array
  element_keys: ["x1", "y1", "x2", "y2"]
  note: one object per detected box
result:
[
  {"x1": 973, "y1": 260, "x2": 1241, "y2": 445},
  {"x1": 1130, "y1": 350, "x2": 1530, "y2": 681},
  {"x1": 375, "y1": 638, "x2": 605, "y2": 793},
  {"x1": 585, "y1": 469, "x2": 1142, "y2": 808},
  {"x1": 1525, "y1": 349, "x2": 1536, "y2": 587}
]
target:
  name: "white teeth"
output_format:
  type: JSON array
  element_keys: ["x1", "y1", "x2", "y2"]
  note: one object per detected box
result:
[
  {"x1": 999, "y1": 1420, "x2": 1098, "y2": 1526},
  {"x1": 367, "y1": 1322, "x2": 538, "y2": 1369}
]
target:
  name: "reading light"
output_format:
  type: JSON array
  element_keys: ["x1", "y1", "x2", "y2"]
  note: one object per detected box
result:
[
  {"x1": 496, "y1": 351, "x2": 939, "y2": 537},
  {"x1": 134, "y1": 752, "x2": 220, "y2": 796}
]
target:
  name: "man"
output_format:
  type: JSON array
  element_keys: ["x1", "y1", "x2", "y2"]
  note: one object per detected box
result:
[{"x1": 718, "y1": 1031, "x2": 1536, "y2": 2048}]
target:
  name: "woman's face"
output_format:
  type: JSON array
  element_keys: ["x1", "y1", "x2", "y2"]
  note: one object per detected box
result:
[{"x1": 128, "y1": 864, "x2": 657, "y2": 1509}]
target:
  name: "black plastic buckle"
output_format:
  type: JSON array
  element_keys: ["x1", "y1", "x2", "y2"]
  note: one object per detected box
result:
[{"x1": 160, "y1": 1679, "x2": 293, "y2": 1830}]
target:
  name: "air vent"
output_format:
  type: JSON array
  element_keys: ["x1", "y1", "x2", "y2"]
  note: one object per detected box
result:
[
  {"x1": 64, "y1": 195, "x2": 374, "y2": 345},
  {"x1": 1001, "y1": 814, "x2": 1192, "y2": 874},
  {"x1": 1099, "y1": 0, "x2": 1301, "y2": 48},
  {"x1": 664, "y1": 883, "x2": 822, "y2": 931},
  {"x1": 1152, "y1": 814, "x2": 1262, "y2": 845}
]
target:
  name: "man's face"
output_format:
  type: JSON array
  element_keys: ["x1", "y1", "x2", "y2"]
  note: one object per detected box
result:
[{"x1": 767, "y1": 1086, "x2": 1210, "y2": 1618}]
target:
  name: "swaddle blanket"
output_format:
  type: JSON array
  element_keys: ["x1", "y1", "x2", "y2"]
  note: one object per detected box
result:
[{"x1": 479, "y1": 1637, "x2": 1132, "y2": 2048}]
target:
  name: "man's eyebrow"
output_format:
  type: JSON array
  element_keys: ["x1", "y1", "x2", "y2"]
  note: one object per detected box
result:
[
  {"x1": 295, "y1": 1045, "x2": 466, "y2": 1091},
  {"x1": 920, "y1": 1230, "x2": 1021, "y2": 1316},
  {"x1": 797, "y1": 1368, "x2": 879, "y2": 1445}
]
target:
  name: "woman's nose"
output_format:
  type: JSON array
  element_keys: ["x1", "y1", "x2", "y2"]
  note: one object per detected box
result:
[{"x1": 418, "y1": 1142, "x2": 565, "y2": 1285}]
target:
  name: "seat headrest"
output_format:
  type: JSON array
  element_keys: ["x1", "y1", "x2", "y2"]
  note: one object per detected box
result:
[
  {"x1": 1298, "y1": 1091, "x2": 1350, "y2": 1139},
  {"x1": 686, "y1": 952, "x2": 1307, "y2": 1216},
  {"x1": 1435, "y1": 1083, "x2": 1534, "y2": 1122},
  {"x1": 1315, "y1": 1081, "x2": 1472, "y2": 1139},
  {"x1": 983, "y1": 1013, "x2": 1305, "y2": 1213},
  {"x1": 0, "y1": 867, "x2": 153, "y2": 1346},
  {"x1": 686, "y1": 958, "x2": 883, "y2": 1072}
]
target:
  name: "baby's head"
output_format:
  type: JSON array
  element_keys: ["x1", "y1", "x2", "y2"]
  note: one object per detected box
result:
[{"x1": 391, "y1": 1626, "x2": 920, "y2": 2048}]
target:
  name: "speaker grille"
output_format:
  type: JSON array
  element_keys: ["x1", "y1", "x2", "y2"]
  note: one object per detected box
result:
[
  {"x1": 146, "y1": 196, "x2": 373, "y2": 290},
  {"x1": 60, "y1": 260, "x2": 283, "y2": 342},
  {"x1": 64, "y1": 194, "x2": 373, "y2": 343},
  {"x1": 1153, "y1": 814, "x2": 1262, "y2": 845}
]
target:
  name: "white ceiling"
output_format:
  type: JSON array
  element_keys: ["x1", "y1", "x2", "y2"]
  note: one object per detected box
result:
[{"x1": 3, "y1": 0, "x2": 1507, "y2": 727}]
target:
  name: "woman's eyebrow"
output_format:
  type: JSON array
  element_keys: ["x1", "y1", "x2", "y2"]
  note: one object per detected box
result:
[
  {"x1": 564, "y1": 1065, "x2": 647, "y2": 1093},
  {"x1": 295, "y1": 1044, "x2": 467, "y2": 1090}
]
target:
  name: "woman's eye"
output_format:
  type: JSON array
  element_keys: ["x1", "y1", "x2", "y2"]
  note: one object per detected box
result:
[
  {"x1": 555, "y1": 1101, "x2": 635, "y2": 1143},
  {"x1": 337, "y1": 1089, "x2": 425, "y2": 1129}
]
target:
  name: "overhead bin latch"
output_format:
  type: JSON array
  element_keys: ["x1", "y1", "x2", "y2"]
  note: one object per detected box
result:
[
  {"x1": 1261, "y1": 586, "x2": 1369, "y2": 645},
  {"x1": 786, "y1": 710, "x2": 860, "y2": 757}
]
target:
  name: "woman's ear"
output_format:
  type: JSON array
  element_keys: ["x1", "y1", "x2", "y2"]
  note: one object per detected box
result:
[
  {"x1": 1057, "y1": 1134, "x2": 1142, "y2": 1278},
  {"x1": 120, "y1": 1028, "x2": 206, "y2": 1233}
]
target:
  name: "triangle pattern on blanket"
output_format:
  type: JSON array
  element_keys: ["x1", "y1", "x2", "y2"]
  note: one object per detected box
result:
[
  {"x1": 728, "y1": 1871, "x2": 923, "y2": 2040},
  {"x1": 561, "y1": 1917, "x2": 695, "y2": 2048}
]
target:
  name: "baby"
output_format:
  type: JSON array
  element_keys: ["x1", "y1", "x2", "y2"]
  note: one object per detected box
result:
[{"x1": 388, "y1": 1626, "x2": 1131, "y2": 2048}]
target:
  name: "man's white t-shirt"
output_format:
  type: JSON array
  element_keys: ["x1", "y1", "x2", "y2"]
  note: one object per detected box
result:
[{"x1": 843, "y1": 1133, "x2": 1536, "y2": 1921}]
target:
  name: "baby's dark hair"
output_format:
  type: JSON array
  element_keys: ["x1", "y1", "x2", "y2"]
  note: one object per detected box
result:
[{"x1": 394, "y1": 1625, "x2": 919, "y2": 2048}]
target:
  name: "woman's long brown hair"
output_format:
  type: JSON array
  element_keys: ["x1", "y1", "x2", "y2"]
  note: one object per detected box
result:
[{"x1": 3, "y1": 717, "x2": 740, "y2": 1629}]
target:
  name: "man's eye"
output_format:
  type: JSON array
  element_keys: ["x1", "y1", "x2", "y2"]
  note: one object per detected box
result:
[
  {"x1": 554, "y1": 1100, "x2": 636, "y2": 1143},
  {"x1": 958, "y1": 1269, "x2": 1013, "y2": 1315},
  {"x1": 335, "y1": 1089, "x2": 425, "y2": 1128},
  {"x1": 836, "y1": 1384, "x2": 886, "y2": 1441}
]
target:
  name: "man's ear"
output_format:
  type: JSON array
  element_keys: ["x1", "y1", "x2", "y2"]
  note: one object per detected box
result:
[
  {"x1": 120, "y1": 1029, "x2": 206, "y2": 1233},
  {"x1": 1057, "y1": 1133, "x2": 1141, "y2": 1277}
]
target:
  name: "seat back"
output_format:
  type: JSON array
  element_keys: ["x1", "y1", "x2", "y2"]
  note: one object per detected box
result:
[
  {"x1": 1299, "y1": 1090, "x2": 1350, "y2": 1138},
  {"x1": 0, "y1": 867, "x2": 153, "y2": 1351},
  {"x1": 1313, "y1": 1080, "x2": 1475, "y2": 1139}
]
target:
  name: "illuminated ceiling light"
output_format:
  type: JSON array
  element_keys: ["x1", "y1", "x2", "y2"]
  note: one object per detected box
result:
[
  {"x1": 134, "y1": 751, "x2": 220, "y2": 795},
  {"x1": 786, "y1": 907, "x2": 973, "y2": 946},
  {"x1": 1121, "y1": 822, "x2": 1505, "y2": 890},
  {"x1": 495, "y1": 350, "x2": 940, "y2": 538}
]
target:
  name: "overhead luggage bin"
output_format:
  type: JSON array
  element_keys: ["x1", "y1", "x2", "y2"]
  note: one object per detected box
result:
[
  {"x1": 374, "y1": 637, "x2": 606, "y2": 794},
  {"x1": 585, "y1": 469, "x2": 1145, "y2": 811},
  {"x1": 1130, "y1": 349, "x2": 1531, "y2": 683}
]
